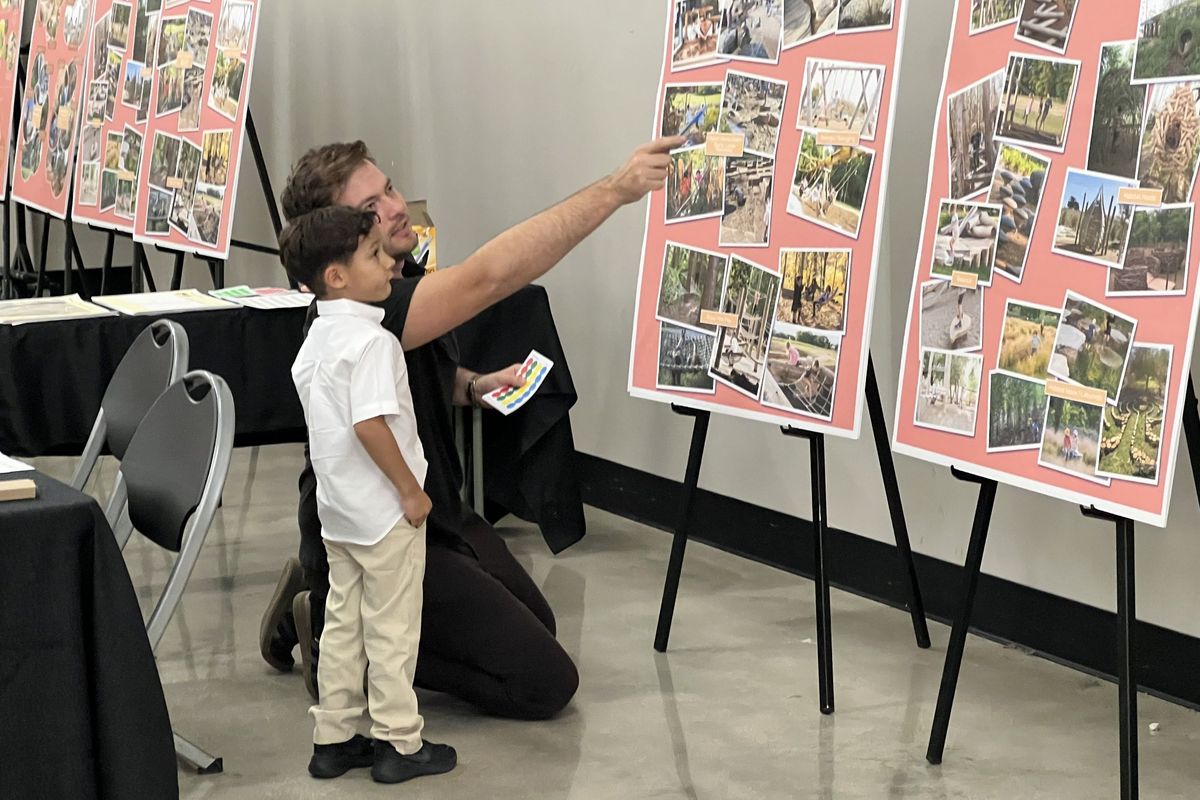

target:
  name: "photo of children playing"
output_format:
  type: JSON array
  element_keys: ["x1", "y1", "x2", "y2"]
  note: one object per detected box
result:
[
  {"x1": 718, "y1": 70, "x2": 786, "y2": 157},
  {"x1": 1109, "y1": 204, "x2": 1192, "y2": 294},
  {"x1": 1052, "y1": 168, "x2": 1136, "y2": 267},
  {"x1": 930, "y1": 200, "x2": 1002, "y2": 284},
  {"x1": 997, "y1": 300, "x2": 1059, "y2": 381},
  {"x1": 760, "y1": 327, "x2": 840, "y2": 419},
  {"x1": 995, "y1": 53, "x2": 1079, "y2": 151},
  {"x1": 987, "y1": 143, "x2": 1049, "y2": 280},
  {"x1": 783, "y1": 0, "x2": 836, "y2": 47},
  {"x1": 662, "y1": 83, "x2": 722, "y2": 150},
  {"x1": 658, "y1": 322, "x2": 717, "y2": 392},
  {"x1": 920, "y1": 281, "x2": 982, "y2": 352},
  {"x1": 1134, "y1": 0, "x2": 1200, "y2": 83},
  {"x1": 947, "y1": 71, "x2": 1003, "y2": 200},
  {"x1": 656, "y1": 242, "x2": 727, "y2": 331},
  {"x1": 796, "y1": 58, "x2": 884, "y2": 140},
  {"x1": 1039, "y1": 396, "x2": 1104, "y2": 480},
  {"x1": 720, "y1": 154, "x2": 774, "y2": 245},
  {"x1": 1099, "y1": 343, "x2": 1172, "y2": 483},
  {"x1": 1049, "y1": 293, "x2": 1137, "y2": 402},
  {"x1": 717, "y1": 0, "x2": 783, "y2": 64},
  {"x1": 778, "y1": 248, "x2": 850, "y2": 332},
  {"x1": 787, "y1": 132, "x2": 874, "y2": 237},
  {"x1": 1016, "y1": 0, "x2": 1078, "y2": 53},
  {"x1": 1087, "y1": 42, "x2": 1145, "y2": 180},
  {"x1": 709, "y1": 256, "x2": 780, "y2": 397},
  {"x1": 1137, "y1": 81, "x2": 1200, "y2": 204},
  {"x1": 987, "y1": 372, "x2": 1048, "y2": 450},
  {"x1": 671, "y1": 0, "x2": 721, "y2": 70},
  {"x1": 666, "y1": 148, "x2": 725, "y2": 222},
  {"x1": 916, "y1": 349, "x2": 983, "y2": 435}
]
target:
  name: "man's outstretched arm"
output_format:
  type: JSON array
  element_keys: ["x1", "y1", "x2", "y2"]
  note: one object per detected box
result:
[{"x1": 399, "y1": 136, "x2": 684, "y2": 351}]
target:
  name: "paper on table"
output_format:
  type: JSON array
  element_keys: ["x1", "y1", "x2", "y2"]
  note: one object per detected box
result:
[
  {"x1": 483, "y1": 350, "x2": 554, "y2": 417},
  {"x1": 0, "y1": 452, "x2": 33, "y2": 474},
  {"x1": 93, "y1": 289, "x2": 238, "y2": 316},
  {"x1": 0, "y1": 294, "x2": 116, "y2": 325},
  {"x1": 209, "y1": 286, "x2": 315, "y2": 310}
]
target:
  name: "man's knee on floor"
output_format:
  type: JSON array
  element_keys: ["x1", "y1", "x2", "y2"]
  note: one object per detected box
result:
[{"x1": 506, "y1": 646, "x2": 579, "y2": 721}]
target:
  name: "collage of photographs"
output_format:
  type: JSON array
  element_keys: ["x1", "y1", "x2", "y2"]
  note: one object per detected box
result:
[
  {"x1": 0, "y1": 0, "x2": 24, "y2": 196},
  {"x1": 656, "y1": 0, "x2": 895, "y2": 424},
  {"x1": 909, "y1": 0, "x2": 1200, "y2": 494}
]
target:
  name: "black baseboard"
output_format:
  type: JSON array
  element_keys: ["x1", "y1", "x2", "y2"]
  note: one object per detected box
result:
[{"x1": 577, "y1": 451, "x2": 1200, "y2": 711}]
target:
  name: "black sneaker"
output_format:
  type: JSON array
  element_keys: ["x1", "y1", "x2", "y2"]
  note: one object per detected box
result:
[
  {"x1": 308, "y1": 734, "x2": 375, "y2": 779},
  {"x1": 292, "y1": 591, "x2": 319, "y2": 701},
  {"x1": 259, "y1": 558, "x2": 305, "y2": 672},
  {"x1": 371, "y1": 739, "x2": 457, "y2": 784}
]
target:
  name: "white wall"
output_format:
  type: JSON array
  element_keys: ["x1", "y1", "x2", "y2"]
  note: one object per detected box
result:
[{"x1": 63, "y1": 2, "x2": 1200, "y2": 636}]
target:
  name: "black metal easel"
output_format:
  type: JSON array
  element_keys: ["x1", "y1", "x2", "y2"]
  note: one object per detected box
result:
[
  {"x1": 924, "y1": 469, "x2": 1141, "y2": 800},
  {"x1": 654, "y1": 353, "x2": 931, "y2": 715}
]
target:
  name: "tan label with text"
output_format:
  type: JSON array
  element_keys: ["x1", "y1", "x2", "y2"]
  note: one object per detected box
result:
[
  {"x1": 1118, "y1": 187, "x2": 1163, "y2": 207},
  {"x1": 950, "y1": 271, "x2": 979, "y2": 290},
  {"x1": 118, "y1": 170, "x2": 135, "y2": 182},
  {"x1": 816, "y1": 130, "x2": 861, "y2": 147},
  {"x1": 166, "y1": 177, "x2": 184, "y2": 189},
  {"x1": 705, "y1": 132, "x2": 744, "y2": 158},
  {"x1": 176, "y1": 50, "x2": 195, "y2": 69},
  {"x1": 700, "y1": 310, "x2": 739, "y2": 328},
  {"x1": 1045, "y1": 379, "x2": 1107, "y2": 407},
  {"x1": 56, "y1": 106, "x2": 73, "y2": 131},
  {"x1": 31, "y1": 104, "x2": 42, "y2": 127}
]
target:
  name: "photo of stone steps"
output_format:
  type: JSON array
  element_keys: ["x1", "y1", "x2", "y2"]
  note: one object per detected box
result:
[
  {"x1": 1015, "y1": 0, "x2": 1078, "y2": 54},
  {"x1": 987, "y1": 143, "x2": 1050, "y2": 281}
]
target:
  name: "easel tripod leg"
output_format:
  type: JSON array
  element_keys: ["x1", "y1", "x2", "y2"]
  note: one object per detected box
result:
[
  {"x1": 1115, "y1": 518, "x2": 1138, "y2": 800},
  {"x1": 1183, "y1": 376, "x2": 1200, "y2": 507},
  {"x1": 810, "y1": 432, "x2": 834, "y2": 714}
]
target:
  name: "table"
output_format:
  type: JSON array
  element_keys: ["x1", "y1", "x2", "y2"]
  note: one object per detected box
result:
[{"x1": 0, "y1": 470, "x2": 178, "y2": 798}]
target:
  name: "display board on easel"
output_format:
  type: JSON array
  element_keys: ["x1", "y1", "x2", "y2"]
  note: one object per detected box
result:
[
  {"x1": 0, "y1": 0, "x2": 26, "y2": 200},
  {"x1": 893, "y1": 0, "x2": 1200, "y2": 528}
]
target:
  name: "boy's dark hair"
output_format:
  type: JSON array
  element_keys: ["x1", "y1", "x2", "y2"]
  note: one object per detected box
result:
[
  {"x1": 278, "y1": 206, "x2": 376, "y2": 298},
  {"x1": 280, "y1": 141, "x2": 376, "y2": 221}
]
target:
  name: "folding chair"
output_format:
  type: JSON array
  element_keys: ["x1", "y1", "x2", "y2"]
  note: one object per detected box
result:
[
  {"x1": 70, "y1": 319, "x2": 189, "y2": 529},
  {"x1": 109, "y1": 370, "x2": 235, "y2": 773}
]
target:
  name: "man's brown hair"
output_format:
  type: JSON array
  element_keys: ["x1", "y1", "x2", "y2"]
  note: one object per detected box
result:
[{"x1": 280, "y1": 141, "x2": 376, "y2": 222}]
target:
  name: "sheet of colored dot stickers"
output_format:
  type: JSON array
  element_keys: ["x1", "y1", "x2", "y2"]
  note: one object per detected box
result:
[
  {"x1": 12, "y1": 0, "x2": 98, "y2": 217},
  {"x1": 893, "y1": 0, "x2": 1200, "y2": 526},
  {"x1": 132, "y1": 0, "x2": 261, "y2": 259},
  {"x1": 628, "y1": 0, "x2": 908, "y2": 438},
  {"x1": 0, "y1": 1, "x2": 26, "y2": 200},
  {"x1": 70, "y1": 0, "x2": 154, "y2": 231}
]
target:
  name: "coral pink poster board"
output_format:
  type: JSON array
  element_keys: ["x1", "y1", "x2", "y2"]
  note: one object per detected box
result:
[
  {"x1": 12, "y1": 0, "x2": 97, "y2": 217},
  {"x1": 628, "y1": 0, "x2": 908, "y2": 439},
  {"x1": 893, "y1": 0, "x2": 1200, "y2": 527},
  {"x1": 0, "y1": 1, "x2": 26, "y2": 200},
  {"x1": 132, "y1": 0, "x2": 261, "y2": 259}
]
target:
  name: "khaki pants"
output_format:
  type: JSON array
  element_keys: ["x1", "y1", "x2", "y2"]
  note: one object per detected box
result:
[{"x1": 310, "y1": 518, "x2": 426, "y2": 754}]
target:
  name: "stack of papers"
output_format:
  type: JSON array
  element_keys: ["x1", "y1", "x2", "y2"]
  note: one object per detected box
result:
[
  {"x1": 0, "y1": 452, "x2": 32, "y2": 474},
  {"x1": 209, "y1": 285, "x2": 315, "y2": 310},
  {"x1": 93, "y1": 289, "x2": 237, "y2": 316},
  {"x1": 0, "y1": 294, "x2": 116, "y2": 325}
]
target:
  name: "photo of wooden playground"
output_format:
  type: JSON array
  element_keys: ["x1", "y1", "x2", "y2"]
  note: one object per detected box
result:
[
  {"x1": 671, "y1": 0, "x2": 721, "y2": 70},
  {"x1": 1109, "y1": 204, "x2": 1192, "y2": 295},
  {"x1": 947, "y1": 70, "x2": 1003, "y2": 200},
  {"x1": 915, "y1": 349, "x2": 983, "y2": 436},
  {"x1": 1039, "y1": 396, "x2": 1104, "y2": 481},
  {"x1": 658, "y1": 323, "x2": 717, "y2": 393},
  {"x1": 970, "y1": 0, "x2": 1021, "y2": 34},
  {"x1": 930, "y1": 200, "x2": 1002, "y2": 284},
  {"x1": 1134, "y1": 0, "x2": 1200, "y2": 84},
  {"x1": 665, "y1": 148, "x2": 725, "y2": 223},
  {"x1": 761, "y1": 328, "x2": 840, "y2": 419},
  {"x1": 662, "y1": 83, "x2": 722, "y2": 151},
  {"x1": 710, "y1": 256, "x2": 781, "y2": 397},
  {"x1": 718, "y1": 70, "x2": 787, "y2": 157},
  {"x1": 1099, "y1": 343, "x2": 1172, "y2": 483},
  {"x1": 783, "y1": 0, "x2": 835, "y2": 48},
  {"x1": 920, "y1": 281, "x2": 982, "y2": 352},
  {"x1": 1015, "y1": 0, "x2": 1079, "y2": 53},
  {"x1": 1137, "y1": 81, "x2": 1200, "y2": 203},
  {"x1": 656, "y1": 242, "x2": 727, "y2": 332},
  {"x1": 987, "y1": 143, "x2": 1049, "y2": 281},
  {"x1": 717, "y1": 0, "x2": 783, "y2": 64},
  {"x1": 787, "y1": 132, "x2": 874, "y2": 238},
  {"x1": 777, "y1": 248, "x2": 850, "y2": 332},
  {"x1": 1086, "y1": 42, "x2": 1145, "y2": 180},
  {"x1": 1048, "y1": 292, "x2": 1137, "y2": 402},
  {"x1": 838, "y1": 0, "x2": 893, "y2": 32},
  {"x1": 987, "y1": 371, "x2": 1048, "y2": 451},
  {"x1": 997, "y1": 300, "x2": 1060, "y2": 381},
  {"x1": 1052, "y1": 168, "x2": 1136, "y2": 267},
  {"x1": 720, "y1": 154, "x2": 774, "y2": 246},
  {"x1": 994, "y1": 53, "x2": 1080, "y2": 151},
  {"x1": 796, "y1": 58, "x2": 884, "y2": 140}
]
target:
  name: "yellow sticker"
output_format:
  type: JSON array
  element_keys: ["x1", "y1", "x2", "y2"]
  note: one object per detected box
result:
[
  {"x1": 699, "y1": 310, "x2": 739, "y2": 328},
  {"x1": 816, "y1": 130, "x2": 861, "y2": 147},
  {"x1": 950, "y1": 271, "x2": 979, "y2": 290},
  {"x1": 1118, "y1": 187, "x2": 1163, "y2": 207}
]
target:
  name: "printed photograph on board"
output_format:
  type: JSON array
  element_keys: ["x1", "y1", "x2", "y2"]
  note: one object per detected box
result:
[
  {"x1": 915, "y1": 349, "x2": 983, "y2": 436},
  {"x1": 1098, "y1": 343, "x2": 1172, "y2": 484},
  {"x1": 656, "y1": 241, "x2": 727, "y2": 332},
  {"x1": 996, "y1": 299, "x2": 1061, "y2": 382},
  {"x1": 1052, "y1": 168, "x2": 1138, "y2": 268},
  {"x1": 946, "y1": 70, "x2": 1004, "y2": 200},
  {"x1": 994, "y1": 52, "x2": 1081, "y2": 153},
  {"x1": 986, "y1": 143, "x2": 1050, "y2": 281},
  {"x1": 657, "y1": 322, "x2": 717, "y2": 394},
  {"x1": 709, "y1": 255, "x2": 781, "y2": 399},
  {"x1": 1134, "y1": 0, "x2": 1200, "y2": 84},
  {"x1": 930, "y1": 199, "x2": 1003, "y2": 284},
  {"x1": 1039, "y1": 395, "x2": 1106, "y2": 482},
  {"x1": 1136, "y1": 80, "x2": 1200, "y2": 202},
  {"x1": 796, "y1": 58, "x2": 885, "y2": 141},
  {"x1": 1048, "y1": 292, "x2": 1138, "y2": 403},
  {"x1": 1108, "y1": 203, "x2": 1192, "y2": 295},
  {"x1": 987, "y1": 371, "x2": 1049, "y2": 451},
  {"x1": 777, "y1": 248, "x2": 851, "y2": 333},
  {"x1": 787, "y1": 132, "x2": 874, "y2": 238},
  {"x1": 1086, "y1": 42, "x2": 1147, "y2": 180},
  {"x1": 719, "y1": 154, "x2": 774, "y2": 247},
  {"x1": 920, "y1": 280, "x2": 983, "y2": 353}
]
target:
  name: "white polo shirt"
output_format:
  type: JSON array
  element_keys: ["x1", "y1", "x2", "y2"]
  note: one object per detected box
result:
[{"x1": 291, "y1": 298, "x2": 427, "y2": 545}]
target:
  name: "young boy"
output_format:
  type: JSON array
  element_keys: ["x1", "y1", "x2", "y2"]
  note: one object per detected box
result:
[{"x1": 280, "y1": 205, "x2": 457, "y2": 784}]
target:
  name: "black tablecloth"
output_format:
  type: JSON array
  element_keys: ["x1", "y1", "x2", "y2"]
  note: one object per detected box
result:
[{"x1": 0, "y1": 471, "x2": 178, "y2": 798}]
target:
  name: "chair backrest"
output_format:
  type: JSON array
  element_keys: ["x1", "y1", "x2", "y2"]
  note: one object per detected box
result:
[{"x1": 102, "y1": 319, "x2": 190, "y2": 461}]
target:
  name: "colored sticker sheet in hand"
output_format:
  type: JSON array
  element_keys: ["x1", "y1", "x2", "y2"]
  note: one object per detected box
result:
[
  {"x1": 132, "y1": 0, "x2": 261, "y2": 259},
  {"x1": 71, "y1": 0, "x2": 156, "y2": 230},
  {"x1": 0, "y1": 1, "x2": 26, "y2": 200},
  {"x1": 628, "y1": 0, "x2": 908, "y2": 438},
  {"x1": 893, "y1": 0, "x2": 1200, "y2": 527},
  {"x1": 484, "y1": 350, "x2": 555, "y2": 416},
  {"x1": 12, "y1": 0, "x2": 98, "y2": 217}
]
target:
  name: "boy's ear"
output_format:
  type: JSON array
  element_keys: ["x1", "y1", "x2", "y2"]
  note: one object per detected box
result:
[{"x1": 323, "y1": 262, "x2": 346, "y2": 290}]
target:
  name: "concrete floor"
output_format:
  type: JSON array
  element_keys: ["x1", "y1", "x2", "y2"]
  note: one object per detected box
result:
[{"x1": 39, "y1": 444, "x2": 1200, "y2": 799}]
